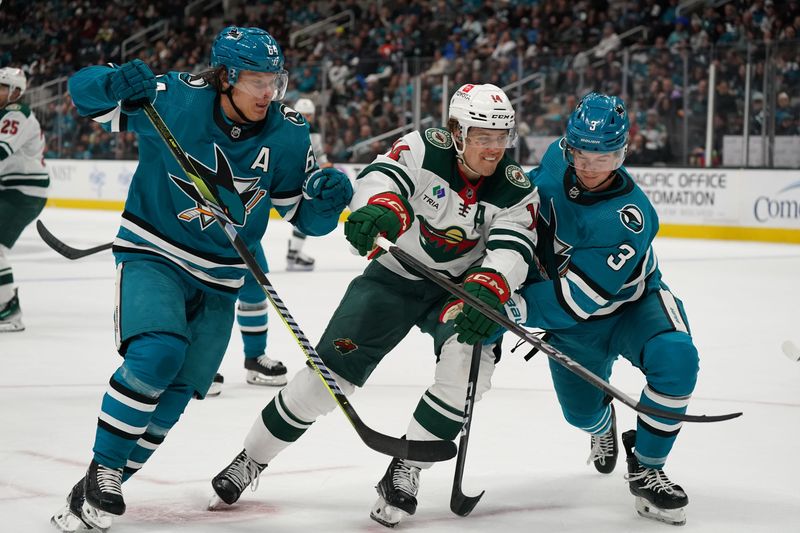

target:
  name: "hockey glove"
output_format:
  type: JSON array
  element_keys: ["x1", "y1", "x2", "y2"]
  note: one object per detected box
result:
[
  {"x1": 440, "y1": 267, "x2": 510, "y2": 345},
  {"x1": 109, "y1": 59, "x2": 156, "y2": 113},
  {"x1": 303, "y1": 167, "x2": 353, "y2": 218},
  {"x1": 344, "y1": 192, "x2": 413, "y2": 257}
]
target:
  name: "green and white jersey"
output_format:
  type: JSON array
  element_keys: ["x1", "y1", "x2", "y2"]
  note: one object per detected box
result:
[
  {"x1": 0, "y1": 102, "x2": 48, "y2": 198},
  {"x1": 352, "y1": 127, "x2": 539, "y2": 290}
]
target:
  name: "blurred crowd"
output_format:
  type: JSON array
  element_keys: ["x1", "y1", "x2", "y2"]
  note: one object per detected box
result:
[{"x1": 2, "y1": 0, "x2": 799, "y2": 166}]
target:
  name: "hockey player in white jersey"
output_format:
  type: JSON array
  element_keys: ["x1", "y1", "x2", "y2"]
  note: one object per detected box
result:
[
  {"x1": 0, "y1": 67, "x2": 48, "y2": 333},
  {"x1": 285, "y1": 97, "x2": 327, "y2": 271},
  {"x1": 208, "y1": 84, "x2": 539, "y2": 527}
]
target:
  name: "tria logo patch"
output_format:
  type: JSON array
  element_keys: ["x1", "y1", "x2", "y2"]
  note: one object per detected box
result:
[{"x1": 333, "y1": 338, "x2": 358, "y2": 355}]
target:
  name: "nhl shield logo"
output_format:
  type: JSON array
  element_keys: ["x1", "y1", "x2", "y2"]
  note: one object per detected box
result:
[
  {"x1": 333, "y1": 338, "x2": 358, "y2": 355},
  {"x1": 424, "y1": 128, "x2": 453, "y2": 149},
  {"x1": 505, "y1": 166, "x2": 531, "y2": 188}
]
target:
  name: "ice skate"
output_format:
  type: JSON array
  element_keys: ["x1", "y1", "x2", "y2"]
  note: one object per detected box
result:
[
  {"x1": 50, "y1": 478, "x2": 96, "y2": 532},
  {"x1": 587, "y1": 404, "x2": 618, "y2": 474},
  {"x1": 0, "y1": 289, "x2": 24, "y2": 332},
  {"x1": 244, "y1": 354, "x2": 288, "y2": 386},
  {"x1": 369, "y1": 458, "x2": 421, "y2": 528},
  {"x1": 207, "y1": 373, "x2": 224, "y2": 397},
  {"x1": 286, "y1": 244, "x2": 315, "y2": 272},
  {"x1": 208, "y1": 449, "x2": 267, "y2": 509},
  {"x1": 623, "y1": 430, "x2": 688, "y2": 526},
  {"x1": 75, "y1": 460, "x2": 124, "y2": 530}
]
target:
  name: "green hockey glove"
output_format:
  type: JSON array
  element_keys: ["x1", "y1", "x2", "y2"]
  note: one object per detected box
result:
[
  {"x1": 344, "y1": 192, "x2": 413, "y2": 257},
  {"x1": 440, "y1": 267, "x2": 511, "y2": 345}
]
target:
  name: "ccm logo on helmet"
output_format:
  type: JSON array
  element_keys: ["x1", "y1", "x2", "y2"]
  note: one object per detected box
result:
[
  {"x1": 581, "y1": 138, "x2": 601, "y2": 144},
  {"x1": 492, "y1": 114, "x2": 513, "y2": 119}
]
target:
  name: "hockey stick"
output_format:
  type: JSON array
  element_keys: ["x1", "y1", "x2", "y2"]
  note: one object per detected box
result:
[
  {"x1": 375, "y1": 236, "x2": 742, "y2": 424},
  {"x1": 139, "y1": 103, "x2": 455, "y2": 462},
  {"x1": 450, "y1": 342, "x2": 486, "y2": 516},
  {"x1": 36, "y1": 220, "x2": 112, "y2": 260}
]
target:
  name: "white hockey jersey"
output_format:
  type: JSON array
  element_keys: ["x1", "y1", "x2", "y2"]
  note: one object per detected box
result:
[
  {"x1": 351, "y1": 127, "x2": 539, "y2": 291},
  {"x1": 0, "y1": 102, "x2": 48, "y2": 198}
]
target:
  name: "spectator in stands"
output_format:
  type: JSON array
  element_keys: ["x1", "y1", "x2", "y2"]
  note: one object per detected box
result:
[{"x1": 640, "y1": 109, "x2": 670, "y2": 164}]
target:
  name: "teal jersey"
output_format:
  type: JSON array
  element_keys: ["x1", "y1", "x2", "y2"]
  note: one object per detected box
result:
[
  {"x1": 68, "y1": 66, "x2": 335, "y2": 296},
  {"x1": 520, "y1": 140, "x2": 662, "y2": 330}
]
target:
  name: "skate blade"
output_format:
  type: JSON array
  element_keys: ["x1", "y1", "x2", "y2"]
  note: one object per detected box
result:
[
  {"x1": 208, "y1": 493, "x2": 229, "y2": 511},
  {"x1": 80, "y1": 501, "x2": 114, "y2": 531},
  {"x1": 50, "y1": 507, "x2": 92, "y2": 532},
  {"x1": 634, "y1": 496, "x2": 686, "y2": 526},
  {"x1": 207, "y1": 383, "x2": 223, "y2": 397},
  {"x1": 0, "y1": 321, "x2": 25, "y2": 333},
  {"x1": 286, "y1": 263, "x2": 314, "y2": 272},
  {"x1": 370, "y1": 496, "x2": 409, "y2": 528},
  {"x1": 246, "y1": 371, "x2": 288, "y2": 387}
]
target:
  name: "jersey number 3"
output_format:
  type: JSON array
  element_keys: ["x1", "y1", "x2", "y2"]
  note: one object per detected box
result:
[{"x1": 607, "y1": 244, "x2": 635, "y2": 271}]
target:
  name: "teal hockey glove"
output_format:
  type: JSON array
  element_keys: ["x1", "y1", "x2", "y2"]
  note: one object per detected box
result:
[
  {"x1": 303, "y1": 168, "x2": 353, "y2": 218},
  {"x1": 344, "y1": 192, "x2": 413, "y2": 257},
  {"x1": 109, "y1": 59, "x2": 156, "y2": 113},
  {"x1": 440, "y1": 267, "x2": 511, "y2": 345}
]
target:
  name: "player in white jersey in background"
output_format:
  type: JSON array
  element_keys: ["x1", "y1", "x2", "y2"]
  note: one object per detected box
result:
[
  {"x1": 0, "y1": 67, "x2": 48, "y2": 333},
  {"x1": 285, "y1": 97, "x2": 328, "y2": 271},
  {"x1": 207, "y1": 83, "x2": 539, "y2": 529}
]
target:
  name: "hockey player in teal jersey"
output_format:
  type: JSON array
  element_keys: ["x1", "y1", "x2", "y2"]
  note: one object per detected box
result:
[
  {"x1": 474, "y1": 93, "x2": 698, "y2": 525},
  {"x1": 50, "y1": 26, "x2": 352, "y2": 532},
  {"x1": 207, "y1": 84, "x2": 539, "y2": 527}
]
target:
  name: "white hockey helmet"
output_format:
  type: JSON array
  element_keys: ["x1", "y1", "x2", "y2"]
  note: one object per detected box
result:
[
  {"x1": 0, "y1": 67, "x2": 27, "y2": 102},
  {"x1": 294, "y1": 98, "x2": 316, "y2": 116},
  {"x1": 449, "y1": 83, "x2": 517, "y2": 153}
]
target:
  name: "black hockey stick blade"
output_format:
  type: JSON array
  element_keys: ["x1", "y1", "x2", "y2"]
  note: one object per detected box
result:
[
  {"x1": 450, "y1": 342, "x2": 485, "y2": 516},
  {"x1": 36, "y1": 220, "x2": 113, "y2": 260},
  {"x1": 375, "y1": 237, "x2": 742, "y2": 424},
  {"x1": 140, "y1": 103, "x2": 455, "y2": 463}
]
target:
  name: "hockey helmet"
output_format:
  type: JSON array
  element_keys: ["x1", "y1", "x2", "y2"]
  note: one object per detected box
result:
[
  {"x1": 0, "y1": 67, "x2": 26, "y2": 103},
  {"x1": 210, "y1": 26, "x2": 288, "y2": 100},
  {"x1": 564, "y1": 92, "x2": 629, "y2": 172},
  {"x1": 294, "y1": 98, "x2": 316, "y2": 116},
  {"x1": 449, "y1": 83, "x2": 517, "y2": 153}
]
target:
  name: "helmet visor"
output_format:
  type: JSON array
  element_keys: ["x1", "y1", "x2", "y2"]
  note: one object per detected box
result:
[
  {"x1": 567, "y1": 146, "x2": 626, "y2": 172},
  {"x1": 233, "y1": 70, "x2": 288, "y2": 101},
  {"x1": 464, "y1": 128, "x2": 518, "y2": 149}
]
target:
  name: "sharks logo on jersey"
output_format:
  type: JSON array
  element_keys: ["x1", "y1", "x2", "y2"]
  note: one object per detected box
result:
[
  {"x1": 618, "y1": 204, "x2": 645, "y2": 234},
  {"x1": 417, "y1": 215, "x2": 479, "y2": 262},
  {"x1": 537, "y1": 198, "x2": 573, "y2": 278},
  {"x1": 170, "y1": 144, "x2": 267, "y2": 229},
  {"x1": 278, "y1": 104, "x2": 306, "y2": 126}
]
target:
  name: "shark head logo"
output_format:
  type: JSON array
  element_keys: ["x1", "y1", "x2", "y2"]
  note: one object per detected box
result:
[
  {"x1": 169, "y1": 144, "x2": 266, "y2": 229},
  {"x1": 416, "y1": 215, "x2": 479, "y2": 262},
  {"x1": 618, "y1": 204, "x2": 645, "y2": 234}
]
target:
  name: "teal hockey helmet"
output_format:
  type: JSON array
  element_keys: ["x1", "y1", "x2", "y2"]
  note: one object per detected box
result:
[
  {"x1": 211, "y1": 26, "x2": 287, "y2": 100},
  {"x1": 564, "y1": 92, "x2": 629, "y2": 172}
]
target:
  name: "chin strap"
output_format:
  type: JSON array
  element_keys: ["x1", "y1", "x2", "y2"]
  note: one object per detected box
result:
[{"x1": 223, "y1": 87, "x2": 257, "y2": 124}]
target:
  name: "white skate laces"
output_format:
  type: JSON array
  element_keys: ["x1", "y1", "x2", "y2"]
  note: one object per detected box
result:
[
  {"x1": 625, "y1": 467, "x2": 680, "y2": 495},
  {"x1": 256, "y1": 354, "x2": 282, "y2": 370},
  {"x1": 96, "y1": 465, "x2": 123, "y2": 496},
  {"x1": 587, "y1": 430, "x2": 615, "y2": 466},
  {"x1": 225, "y1": 452, "x2": 264, "y2": 494},
  {"x1": 391, "y1": 461, "x2": 420, "y2": 496}
]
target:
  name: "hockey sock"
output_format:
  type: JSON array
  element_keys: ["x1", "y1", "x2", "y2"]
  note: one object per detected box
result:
[
  {"x1": 93, "y1": 366, "x2": 161, "y2": 469},
  {"x1": 237, "y1": 300, "x2": 268, "y2": 358},
  {"x1": 288, "y1": 229, "x2": 307, "y2": 252},
  {"x1": 0, "y1": 245, "x2": 14, "y2": 304},
  {"x1": 410, "y1": 389, "x2": 464, "y2": 442},
  {"x1": 93, "y1": 333, "x2": 187, "y2": 468},
  {"x1": 123, "y1": 383, "x2": 194, "y2": 480},
  {"x1": 634, "y1": 333, "x2": 697, "y2": 467},
  {"x1": 581, "y1": 403, "x2": 614, "y2": 436}
]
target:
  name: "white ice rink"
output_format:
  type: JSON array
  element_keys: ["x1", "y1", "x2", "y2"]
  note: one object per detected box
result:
[{"x1": 2, "y1": 207, "x2": 799, "y2": 533}]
